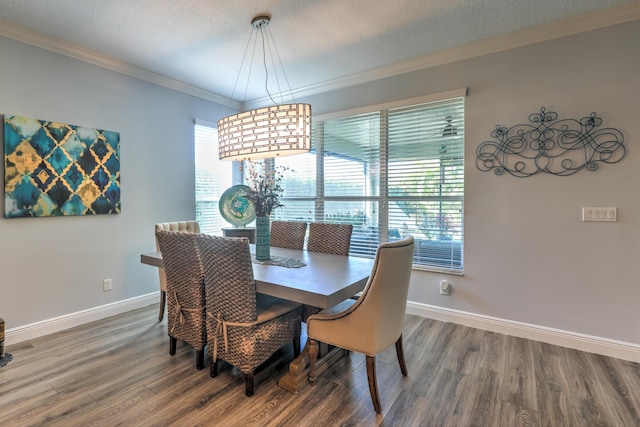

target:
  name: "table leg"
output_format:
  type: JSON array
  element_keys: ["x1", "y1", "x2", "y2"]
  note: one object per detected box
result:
[
  {"x1": 279, "y1": 306, "x2": 348, "y2": 393},
  {"x1": 278, "y1": 340, "x2": 346, "y2": 393}
]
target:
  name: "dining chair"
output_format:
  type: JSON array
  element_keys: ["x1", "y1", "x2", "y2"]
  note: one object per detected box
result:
[
  {"x1": 306, "y1": 236, "x2": 415, "y2": 413},
  {"x1": 155, "y1": 221, "x2": 200, "y2": 321},
  {"x1": 195, "y1": 234, "x2": 302, "y2": 396},
  {"x1": 270, "y1": 220, "x2": 307, "y2": 250},
  {"x1": 155, "y1": 230, "x2": 207, "y2": 370},
  {"x1": 307, "y1": 222, "x2": 353, "y2": 255}
]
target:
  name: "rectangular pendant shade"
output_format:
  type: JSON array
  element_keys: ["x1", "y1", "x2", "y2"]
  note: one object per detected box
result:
[{"x1": 218, "y1": 103, "x2": 312, "y2": 161}]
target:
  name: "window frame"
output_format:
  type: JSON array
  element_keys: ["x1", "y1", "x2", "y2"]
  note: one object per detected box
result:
[{"x1": 274, "y1": 89, "x2": 466, "y2": 274}]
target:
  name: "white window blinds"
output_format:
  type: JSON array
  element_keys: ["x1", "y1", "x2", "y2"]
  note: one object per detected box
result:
[
  {"x1": 195, "y1": 122, "x2": 232, "y2": 235},
  {"x1": 387, "y1": 99, "x2": 464, "y2": 272},
  {"x1": 274, "y1": 94, "x2": 465, "y2": 273}
]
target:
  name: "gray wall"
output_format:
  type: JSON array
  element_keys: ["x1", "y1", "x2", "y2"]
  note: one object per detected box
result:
[
  {"x1": 303, "y1": 20, "x2": 640, "y2": 345},
  {"x1": 1, "y1": 19, "x2": 638, "y2": 348},
  {"x1": 0, "y1": 36, "x2": 234, "y2": 327}
]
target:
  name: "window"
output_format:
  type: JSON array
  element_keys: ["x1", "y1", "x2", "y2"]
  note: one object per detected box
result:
[
  {"x1": 273, "y1": 92, "x2": 465, "y2": 273},
  {"x1": 195, "y1": 121, "x2": 232, "y2": 235}
]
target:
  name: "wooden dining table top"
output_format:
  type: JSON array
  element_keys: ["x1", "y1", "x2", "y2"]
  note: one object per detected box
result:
[{"x1": 140, "y1": 245, "x2": 374, "y2": 309}]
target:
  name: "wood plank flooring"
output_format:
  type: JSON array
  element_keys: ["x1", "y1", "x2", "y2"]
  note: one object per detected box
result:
[{"x1": 1, "y1": 305, "x2": 640, "y2": 426}]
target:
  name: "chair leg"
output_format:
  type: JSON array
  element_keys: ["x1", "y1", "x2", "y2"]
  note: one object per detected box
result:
[
  {"x1": 293, "y1": 334, "x2": 301, "y2": 358},
  {"x1": 395, "y1": 335, "x2": 408, "y2": 376},
  {"x1": 308, "y1": 338, "x2": 319, "y2": 384},
  {"x1": 210, "y1": 357, "x2": 218, "y2": 378},
  {"x1": 196, "y1": 349, "x2": 204, "y2": 370},
  {"x1": 169, "y1": 336, "x2": 177, "y2": 355},
  {"x1": 366, "y1": 355, "x2": 383, "y2": 414},
  {"x1": 244, "y1": 372, "x2": 255, "y2": 396},
  {"x1": 158, "y1": 290, "x2": 166, "y2": 321}
]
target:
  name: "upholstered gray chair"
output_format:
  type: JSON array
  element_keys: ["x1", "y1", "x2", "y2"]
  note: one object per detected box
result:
[
  {"x1": 307, "y1": 237, "x2": 415, "y2": 413},
  {"x1": 195, "y1": 234, "x2": 302, "y2": 396},
  {"x1": 307, "y1": 222, "x2": 353, "y2": 256},
  {"x1": 155, "y1": 221, "x2": 200, "y2": 321},
  {"x1": 270, "y1": 220, "x2": 307, "y2": 250},
  {"x1": 155, "y1": 230, "x2": 206, "y2": 370}
]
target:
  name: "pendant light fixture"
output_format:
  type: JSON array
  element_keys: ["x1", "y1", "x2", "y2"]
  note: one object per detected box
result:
[{"x1": 217, "y1": 14, "x2": 312, "y2": 161}]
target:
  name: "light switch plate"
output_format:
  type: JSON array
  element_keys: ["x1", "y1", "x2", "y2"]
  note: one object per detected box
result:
[{"x1": 582, "y1": 207, "x2": 617, "y2": 222}]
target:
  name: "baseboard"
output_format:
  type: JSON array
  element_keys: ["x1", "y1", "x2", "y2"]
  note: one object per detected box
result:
[
  {"x1": 406, "y1": 301, "x2": 640, "y2": 363},
  {"x1": 7, "y1": 295, "x2": 639, "y2": 363},
  {"x1": 6, "y1": 293, "x2": 158, "y2": 346}
]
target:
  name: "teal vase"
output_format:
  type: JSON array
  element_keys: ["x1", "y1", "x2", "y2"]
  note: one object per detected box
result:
[{"x1": 255, "y1": 216, "x2": 271, "y2": 261}]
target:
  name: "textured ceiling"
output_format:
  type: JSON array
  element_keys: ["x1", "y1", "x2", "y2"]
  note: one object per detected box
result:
[{"x1": 0, "y1": 0, "x2": 636, "y2": 104}]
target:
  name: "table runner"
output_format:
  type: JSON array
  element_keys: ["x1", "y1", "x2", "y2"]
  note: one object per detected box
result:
[{"x1": 251, "y1": 255, "x2": 306, "y2": 268}]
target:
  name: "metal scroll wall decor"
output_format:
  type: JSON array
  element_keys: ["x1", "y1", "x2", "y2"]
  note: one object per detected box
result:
[{"x1": 475, "y1": 107, "x2": 625, "y2": 177}]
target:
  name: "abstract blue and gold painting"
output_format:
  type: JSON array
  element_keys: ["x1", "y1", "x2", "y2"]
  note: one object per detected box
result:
[{"x1": 3, "y1": 115, "x2": 120, "y2": 217}]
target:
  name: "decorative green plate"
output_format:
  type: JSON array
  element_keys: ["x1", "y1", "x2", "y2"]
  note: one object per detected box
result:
[{"x1": 219, "y1": 185, "x2": 256, "y2": 227}]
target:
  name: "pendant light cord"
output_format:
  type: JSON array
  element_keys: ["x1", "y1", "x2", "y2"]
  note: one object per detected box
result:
[
  {"x1": 227, "y1": 15, "x2": 298, "y2": 108},
  {"x1": 259, "y1": 25, "x2": 278, "y2": 106},
  {"x1": 227, "y1": 25, "x2": 254, "y2": 107},
  {"x1": 265, "y1": 24, "x2": 296, "y2": 104}
]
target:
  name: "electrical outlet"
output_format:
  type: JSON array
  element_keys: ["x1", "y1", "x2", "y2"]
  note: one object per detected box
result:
[
  {"x1": 439, "y1": 280, "x2": 451, "y2": 296},
  {"x1": 103, "y1": 279, "x2": 112, "y2": 291}
]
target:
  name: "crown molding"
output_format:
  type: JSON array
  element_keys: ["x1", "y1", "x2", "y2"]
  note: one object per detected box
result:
[
  {"x1": 0, "y1": 18, "x2": 240, "y2": 109},
  {"x1": 245, "y1": 2, "x2": 640, "y2": 110},
  {"x1": 2, "y1": 2, "x2": 639, "y2": 111}
]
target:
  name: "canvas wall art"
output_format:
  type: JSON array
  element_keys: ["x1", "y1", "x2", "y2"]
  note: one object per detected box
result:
[{"x1": 3, "y1": 115, "x2": 120, "y2": 217}]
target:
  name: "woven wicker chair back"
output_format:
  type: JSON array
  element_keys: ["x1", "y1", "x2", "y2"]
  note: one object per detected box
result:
[
  {"x1": 155, "y1": 230, "x2": 206, "y2": 349},
  {"x1": 196, "y1": 235, "x2": 257, "y2": 323},
  {"x1": 196, "y1": 234, "x2": 301, "y2": 378},
  {"x1": 155, "y1": 221, "x2": 200, "y2": 292},
  {"x1": 307, "y1": 223, "x2": 353, "y2": 256},
  {"x1": 270, "y1": 220, "x2": 307, "y2": 250}
]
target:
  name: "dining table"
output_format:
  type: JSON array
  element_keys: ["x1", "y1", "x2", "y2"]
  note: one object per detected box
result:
[{"x1": 140, "y1": 244, "x2": 374, "y2": 393}]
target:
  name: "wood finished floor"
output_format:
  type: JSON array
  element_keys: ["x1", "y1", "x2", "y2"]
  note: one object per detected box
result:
[{"x1": 2, "y1": 305, "x2": 640, "y2": 426}]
